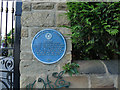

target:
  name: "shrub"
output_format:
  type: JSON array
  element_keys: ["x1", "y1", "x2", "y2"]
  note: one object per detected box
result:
[{"x1": 66, "y1": 2, "x2": 120, "y2": 60}]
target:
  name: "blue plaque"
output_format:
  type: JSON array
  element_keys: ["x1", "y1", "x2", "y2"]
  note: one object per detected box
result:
[{"x1": 31, "y1": 29, "x2": 66, "y2": 64}]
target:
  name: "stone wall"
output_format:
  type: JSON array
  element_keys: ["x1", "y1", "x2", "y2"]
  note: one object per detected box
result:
[
  {"x1": 20, "y1": 1, "x2": 119, "y2": 89},
  {"x1": 20, "y1": 1, "x2": 72, "y2": 88}
]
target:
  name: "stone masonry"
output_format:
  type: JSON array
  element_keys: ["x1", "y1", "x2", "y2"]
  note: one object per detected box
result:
[
  {"x1": 20, "y1": 1, "x2": 72, "y2": 88},
  {"x1": 20, "y1": 1, "x2": 119, "y2": 89}
]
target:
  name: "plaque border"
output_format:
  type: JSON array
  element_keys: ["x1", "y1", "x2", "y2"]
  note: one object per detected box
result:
[{"x1": 31, "y1": 29, "x2": 67, "y2": 64}]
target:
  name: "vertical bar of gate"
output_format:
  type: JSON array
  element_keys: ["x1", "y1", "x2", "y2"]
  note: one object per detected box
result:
[
  {"x1": 5, "y1": 0, "x2": 8, "y2": 47},
  {"x1": 0, "y1": 0, "x2": 3, "y2": 49},
  {"x1": 11, "y1": 0, "x2": 15, "y2": 89},
  {"x1": 11, "y1": 1, "x2": 14, "y2": 47},
  {"x1": 13, "y1": 1, "x2": 22, "y2": 89}
]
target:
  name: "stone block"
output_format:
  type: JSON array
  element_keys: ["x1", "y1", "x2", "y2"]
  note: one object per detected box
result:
[
  {"x1": 56, "y1": 11, "x2": 70, "y2": 26},
  {"x1": 32, "y1": 2, "x2": 55, "y2": 10},
  {"x1": 60, "y1": 52, "x2": 72, "y2": 63},
  {"x1": 20, "y1": 38, "x2": 32, "y2": 51},
  {"x1": 20, "y1": 51, "x2": 33, "y2": 60},
  {"x1": 22, "y1": 2, "x2": 31, "y2": 11},
  {"x1": 56, "y1": 52, "x2": 72, "y2": 71},
  {"x1": 35, "y1": 75, "x2": 88, "y2": 88},
  {"x1": 31, "y1": 49, "x2": 72, "y2": 72},
  {"x1": 20, "y1": 75, "x2": 36, "y2": 88},
  {"x1": 63, "y1": 76, "x2": 89, "y2": 88},
  {"x1": 28, "y1": 27, "x2": 44, "y2": 38},
  {"x1": 103, "y1": 60, "x2": 119, "y2": 74},
  {"x1": 54, "y1": 27, "x2": 72, "y2": 38},
  {"x1": 57, "y1": 3, "x2": 67, "y2": 11},
  {"x1": 66, "y1": 38, "x2": 72, "y2": 52},
  {"x1": 20, "y1": 60, "x2": 58, "y2": 75},
  {"x1": 21, "y1": 27, "x2": 28, "y2": 37},
  {"x1": 28, "y1": 27, "x2": 71, "y2": 38},
  {"x1": 90, "y1": 75, "x2": 114, "y2": 88},
  {"x1": 74, "y1": 60, "x2": 106, "y2": 74},
  {"x1": 118, "y1": 75, "x2": 120, "y2": 89},
  {"x1": 21, "y1": 11, "x2": 55, "y2": 27}
]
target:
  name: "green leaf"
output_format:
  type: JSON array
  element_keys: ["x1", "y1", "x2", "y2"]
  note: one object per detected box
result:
[
  {"x1": 116, "y1": 52, "x2": 120, "y2": 55},
  {"x1": 104, "y1": 25, "x2": 111, "y2": 29},
  {"x1": 106, "y1": 29, "x2": 119, "y2": 35},
  {"x1": 112, "y1": 26, "x2": 119, "y2": 29},
  {"x1": 85, "y1": 45, "x2": 93, "y2": 52},
  {"x1": 86, "y1": 38, "x2": 95, "y2": 45},
  {"x1": 70, "y1": 69, "x2": 75, "y2": 74},
  {"x1": 86, "y1": 18, "x2": 91, "y2": 25},
  {"x1": 68, "y1": 71, "x2": 73, "y2": 77}
]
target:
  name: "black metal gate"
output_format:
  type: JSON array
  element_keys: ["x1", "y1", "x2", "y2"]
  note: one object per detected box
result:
[{"x1": 0, "y1": 0, "x2": 22, "y2": 89}]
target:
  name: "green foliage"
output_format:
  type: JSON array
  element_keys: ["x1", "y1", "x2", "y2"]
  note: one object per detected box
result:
[
  {"x1": 66, "y1": 2, "x2": 120, "y2": 60},
  {"x1": 2, "y1": 29, "x2": 14, "y2": 46},
  {"x1": 62, "y1": 63, "x2": 80, "y2": 76}
]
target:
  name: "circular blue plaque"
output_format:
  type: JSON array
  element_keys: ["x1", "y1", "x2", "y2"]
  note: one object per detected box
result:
[{"x1": 31, "y1": 29, "x2": 66, "y2": 64}]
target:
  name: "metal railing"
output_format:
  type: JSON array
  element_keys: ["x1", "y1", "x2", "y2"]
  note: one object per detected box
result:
[{"x1": 0, "y1": 0, "x2": 22, "y2": 89}]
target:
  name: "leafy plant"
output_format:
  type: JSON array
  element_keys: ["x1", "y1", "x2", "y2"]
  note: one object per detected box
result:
[
  {"x1": 2, "y1": 29, "x2": 14, "y2": 47},
  {"x1": 1, "y1": 29, "x2": 14, "y2": 56},
  {"x1": 66, "y1": 2, "x2": 120, "y2": 60},
  {"x1": 62, "y1": 63, "x2": 80, "y2": 76}
]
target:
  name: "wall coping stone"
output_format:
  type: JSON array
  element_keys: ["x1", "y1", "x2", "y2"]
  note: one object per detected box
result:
[{"x1": 74, "y1": 60, "x2": 119, "y2": 75}]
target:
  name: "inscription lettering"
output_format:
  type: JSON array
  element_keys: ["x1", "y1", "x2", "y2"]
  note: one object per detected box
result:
[{"x1": 33, "y1": 42, "x2": 64, "y2": 56}]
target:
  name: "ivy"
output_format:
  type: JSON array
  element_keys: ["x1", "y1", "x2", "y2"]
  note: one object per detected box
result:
[{"x1": 66, "y1": 2, "x2": 120, "y2": 60}]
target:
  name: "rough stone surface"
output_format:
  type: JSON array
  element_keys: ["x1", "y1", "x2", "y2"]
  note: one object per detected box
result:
[
  {"x1": 32, "y1": 52, "x2": 71, "y2": 72},
  {"x1": 20, "y1": 37, "x2": 32, "y2": 51},
  {"x1": 21, "y1": 11, "x2": 55, "y2": 27},
  {"x1": 56, "y1": 11, "x2": 70, "y2": 26},
  {"x1": 20, "y1": 60, "x2": 58, "y2": 75},
  {"x1": 90, "y1": 75, "x2": 114, "y2": 88},
  {"x1": 64, "y1": 76, "x2": 89, "y2": 88},
  {"x1": 21, "y1": 27, "x2": 28, "y2": 37},
  {"x1": 28, "y1": 27, "x2": 71, "y2": 39},
  {"x1": 47, "y1": 76, "x2": 88, "y2": 88},
  {"x1": 53, "y1": 27, "x2": 72, "y2": 38},
  {"x1": 20, "y1": 75, "x2": 36, "y2": 88},
  {"x1": 103, "y1": 60, "x2": 119, "y2": 74},
  {"x1": 66, "y1": 38, "x2": 72, "y2": 52},
  {"x1": 22, "y1": 2, "x2": 31, "y2": 11},
  {"x1": 32, "y1": 2, "x2": 55, "y2": 10},
  {"x1": 20, "y1": 51, "x2": 33, "y2": 60},
  {"x1": 57, "y1": 3, "x2": 67, "y2": 11},
  {"x1": 28, "y1": 27, "x2": 44, "y2": 38},
  {"x1": 75, "y1": 60, "x2": 106, "y2": 74},
  {"x1": 20, "y1": 1, "x2": 71, "y2": 89},
  {"x1": 118, "y1": 75, "x2": 120, "y2": 89}
]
